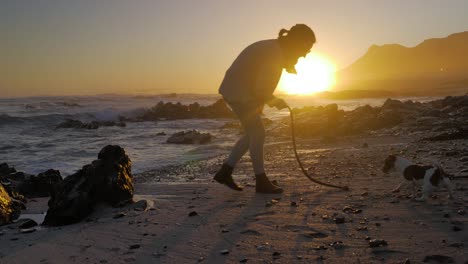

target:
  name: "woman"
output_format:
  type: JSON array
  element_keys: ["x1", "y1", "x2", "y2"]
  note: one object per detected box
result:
[{"x1": 214, "y1": 24, "x2": 316, "y2": 193}]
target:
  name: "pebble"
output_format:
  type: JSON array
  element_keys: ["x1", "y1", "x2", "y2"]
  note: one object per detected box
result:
[
  {"x1": 457, "y1": 209, "x2": 466, "y2": 215},
  {"x1": 335, "y1": 216, "x2": 345, "y2": 224},
  {"x1": 20, "y1": 228, "x2": 36, "y2": 234},
  {"x1": 239, "y1": 258, "x2": 248, "y2": 263},
  {"x1": 369, "y1": 239, "x2": 388, "y2": 247},
  {"x1": 313, "y1": 245, "x2": 327, "y2": 250},
  {"x1": 188, "y1": 211, "x2": 198, "y2": 217},
  {"x1": 113, "y1": 212, "x2": 127, "y2": 219},
  {"x1": 290, "y1": 201, "x2": 298, "y2": 207},
  {"x1": 329, "y1": 241, "x2": 344, "y2": 249},
  {"x1": 448, "y1": 242, "x2": 463, "y2": 248},
  {"x1": 129, "y1": 244, "x2": 140, "y2": 250},
  {"x1": 422, "y1": 255, "x2": 454, "y2": 263},
  {"x1": 220, "y1": 249, "x2": 229, "y2": 255},
  {"x1": 303, "y1": 232, "x2": 328, "y2": 238}
]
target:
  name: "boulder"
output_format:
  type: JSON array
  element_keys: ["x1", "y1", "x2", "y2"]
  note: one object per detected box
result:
[
  {"x1": 167, "y1": 130, "x2": 212, "y2": 144},
  {"x1": 17, "y1": 169, "x2": 63, "y2": 198},
  {"x1": 0, "y1": 163, "x2": 16, "y2": 177},
  {"x1": 0, "y1": 184, "x2": 21, "y2": 225},
  {"x1": 43, "y1": 145, "x2": 133, "y2": 226}
]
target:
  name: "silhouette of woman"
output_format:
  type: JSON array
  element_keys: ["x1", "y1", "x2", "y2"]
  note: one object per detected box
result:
[{"x1": 214, "y1": 24, "x2": 316, "y2": 193}]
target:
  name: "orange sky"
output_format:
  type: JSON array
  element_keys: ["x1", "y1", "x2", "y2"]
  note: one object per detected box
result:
[{"x1": 2, "y1": 1, "x2": 468, "y2": 97}]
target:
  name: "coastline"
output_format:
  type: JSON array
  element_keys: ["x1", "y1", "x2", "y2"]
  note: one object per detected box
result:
[{"x1": 1, "y1": 132, "x2": 466, "y2": 263}]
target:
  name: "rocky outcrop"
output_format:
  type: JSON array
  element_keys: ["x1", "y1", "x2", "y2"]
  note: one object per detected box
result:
[
  {"x1": 17, "y1": 169, "x2": 63, "y2": 198},
  {"x1": 43, "y1": 145, "x2": 133, "y2": 226},
  {"x1": 0, "y1": 164, "x2": 62, "y2": 198},
  {"x1": 55, "y1": 119, "x2": 126, "y2": 130},
  {"x1": 137, "y1": 99, "x2": 235, "y2": 121},
  {"x1": 281, "y1": 95, "x2": 468, "y2": 138},
  {"x1": 167, "y1": 130, "x2": 212, "y2": 144}
]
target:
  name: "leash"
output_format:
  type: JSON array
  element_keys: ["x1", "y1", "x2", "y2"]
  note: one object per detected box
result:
[{"x1": 286, "y1": 105, "x2": 350, "y2": 191}]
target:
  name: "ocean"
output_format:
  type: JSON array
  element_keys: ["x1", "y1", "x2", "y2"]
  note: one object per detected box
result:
[{"x1": 0, "y1": 94, "x2": 438, "y2": 176}]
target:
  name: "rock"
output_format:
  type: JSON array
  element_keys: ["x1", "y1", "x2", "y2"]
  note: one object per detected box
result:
[
  {"x1": 0, "y1": 184, "x2": 22, "y2": 226},
  {"x1": 113, "y1": 212, "x2": 127, "y2": 219},
  {"x1": 18, "y1": 219, "x2": 38, "y2": 229},
  {"x1": 132, "y1": 199, "x2": 153, "y2": 211},
  {"x1": 422, "y1": 255, "x2": 454, "y2": 263},
  {"x1": 20, "y1": 228, "x2": 36, "y2": 234},
  {"x1": 166, "y1": 130, "x2": 212, "y2": 144},
  {"x1": 240, "y1": 229, "x2": 261, "y2": 236},
  {"x1": 448, "y1": 242, "x2": 463, "y2": 248},
  {"x1": 369, "y1": 239, "x2": 388, "y2": 247},
  {"x1": 303, "y1": 232, "x2": 328, "y2": 238},
  {"x1": 452, "y1": 225, "x2": 462, "y2": 232},
  {"x1": 43, "y1": 145, "x2": 133, "y2": 226},
  {"x1": 342, "y1": 206, "x2": 362, "y2": 214},
  {"x1": 188, "y1": 211, "x2": 198, "y2": 217},
  {"x1": 156, "y1": 132, "x2": 166, "y2": 136},
  {"x1": 0, "y1": 163, "x2": 16, "y2": 176},
  {"x1": 129, "y1": 244, "x2": 140, "y2": 250},
  {"x1": 334, "y1": 216, "x2": 345, "y2": 224},
  {"x1": 329, "y1": 241, "x2": 344, "y2": 249},
  {"x1": 138, "y1": 99, "x2": 235, "y2": 121},
  {"x1": 220, "y1": 249, "x2": 229, "y2": 255},
  {"x1": 17, "y1": 169, "x2": 63, "y2": 198},
  {"x1": 239, "y1": 258, "x2": 248, "y2": 263},
  {"x1": 55, "y1": 119, "x2": 126, "y2": 130}
]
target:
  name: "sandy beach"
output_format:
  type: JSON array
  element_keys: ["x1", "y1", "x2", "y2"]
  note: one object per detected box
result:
[{"x1": 1, "y1": 131, "x2": 466, "y2": 264}]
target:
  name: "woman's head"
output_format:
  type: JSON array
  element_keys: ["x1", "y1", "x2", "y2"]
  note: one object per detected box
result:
[{"x1": 278, "y1": 24, "x2": 316, "y2": 73}]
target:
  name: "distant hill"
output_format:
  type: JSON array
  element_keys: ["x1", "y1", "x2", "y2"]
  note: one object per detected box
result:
[{"x1": 335, "y1": 31, "x2": 468, "y2": 96}]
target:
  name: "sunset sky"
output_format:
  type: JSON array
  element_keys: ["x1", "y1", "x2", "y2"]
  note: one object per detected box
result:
[{"x1": 2, "y1": 0, "x2": 468, "y2": 97}]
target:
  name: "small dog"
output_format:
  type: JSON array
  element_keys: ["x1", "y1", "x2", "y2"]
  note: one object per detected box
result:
[{"x1": 382, "y1": 155, "x2": 454, "y2": 201}]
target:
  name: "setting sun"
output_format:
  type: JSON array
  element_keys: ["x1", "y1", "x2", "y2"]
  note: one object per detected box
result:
[{"x1": 278, "y1": 53, "x2": 336, "y2": 95}]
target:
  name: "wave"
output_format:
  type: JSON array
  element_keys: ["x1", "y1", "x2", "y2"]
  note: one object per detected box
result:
[{"x1": 0, "y1": 113, "x2": 77, "y2": 126}]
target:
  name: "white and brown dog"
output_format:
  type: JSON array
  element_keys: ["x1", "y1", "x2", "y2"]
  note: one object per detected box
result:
[{"x1": 382, "y1": 155, "x2": 454, "y2": 201}]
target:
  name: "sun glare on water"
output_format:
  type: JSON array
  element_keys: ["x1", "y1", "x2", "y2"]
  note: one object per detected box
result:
[{"x1": 278, "y1": 53, "x2": 336, "y2": 95}]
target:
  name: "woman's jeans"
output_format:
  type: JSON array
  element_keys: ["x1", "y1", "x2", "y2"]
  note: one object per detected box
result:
[{"x1": 224, "y1": 100, "x2": 265, "y2": 175}]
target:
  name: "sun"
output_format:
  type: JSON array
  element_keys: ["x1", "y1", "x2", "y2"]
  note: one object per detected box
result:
[{"x1": 278, "y1": 53, "x2": 336, "y2": 95}]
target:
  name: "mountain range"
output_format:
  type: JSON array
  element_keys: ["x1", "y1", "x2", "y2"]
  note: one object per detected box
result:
[{"x1": 334, "y1": 31, "x2": 468, "y2": 96}]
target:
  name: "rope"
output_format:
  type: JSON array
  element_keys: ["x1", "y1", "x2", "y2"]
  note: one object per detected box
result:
[{"x1": 287, "y1": 106, "x2": 349, "y2": 191}]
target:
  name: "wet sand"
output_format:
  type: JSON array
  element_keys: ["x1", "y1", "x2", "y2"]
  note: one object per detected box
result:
[{"x1": 0, "y1": 134, "x2": 467, "y2": 263}]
